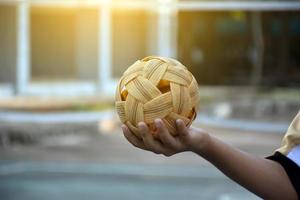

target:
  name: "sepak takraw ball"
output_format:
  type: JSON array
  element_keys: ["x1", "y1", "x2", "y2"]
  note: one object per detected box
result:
[{"x1": 115, "y1": 56, "x2": 199, "y2": 138}]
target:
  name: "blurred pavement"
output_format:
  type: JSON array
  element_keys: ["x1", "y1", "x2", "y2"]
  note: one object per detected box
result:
[
  {"x1": 0, "y1": 109, "x2": 284, "y2": 200},
  {"x1": 1, "y1": 88, "x2": 298, "y2": 200}
]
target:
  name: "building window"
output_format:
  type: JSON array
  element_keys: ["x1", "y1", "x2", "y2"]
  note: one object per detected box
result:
[
  {"x1": 178, "y1": 11, "x2": 252, "y2": 86},
  {"x1": 262, "y1": 11, "x2": 300, "y2": 87},
  {"x1": 30, "y1": 7, "x2": 99, "y2": 82},
  {"x1": 0, "y1": 5, "x2": 17, "y2": 85}
]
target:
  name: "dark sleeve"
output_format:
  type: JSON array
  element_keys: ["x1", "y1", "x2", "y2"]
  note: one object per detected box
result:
[{"x1": 266, "y1": 152, "x2": 300, "y2": 199}]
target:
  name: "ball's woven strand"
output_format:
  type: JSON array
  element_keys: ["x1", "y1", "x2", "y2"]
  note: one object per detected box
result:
[{"x1": 115, "y1": 56, "x2": 199, "y2": 138}]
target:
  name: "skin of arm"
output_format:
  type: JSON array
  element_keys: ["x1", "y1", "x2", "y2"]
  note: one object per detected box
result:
[{"x1": 121, "y1": 118, "x2": 298, "y2": 200}]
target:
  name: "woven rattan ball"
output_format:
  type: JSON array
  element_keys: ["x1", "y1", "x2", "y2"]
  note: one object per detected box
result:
[{"x1": 115, "y1": 56, "x2": 199, "y2": 138}]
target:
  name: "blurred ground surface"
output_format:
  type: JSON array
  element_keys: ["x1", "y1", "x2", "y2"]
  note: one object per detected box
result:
[
  {"x1": 0, "y1": 120, "x2": 282, "y2": 162},
  {"x1": 0, "y1": 87, "x2": 298, "y2": 200},
  {"x1": 0, "y1": 163, "x2": 259, "y2": 200},
  {"x1": 0, "y1": 117, "x2": 283, "y2": 200}
]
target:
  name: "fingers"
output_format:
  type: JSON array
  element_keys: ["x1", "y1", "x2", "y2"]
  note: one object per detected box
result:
[
  {"x1": 138, "y1": 122, "x2": 162, "y2": 153},
  {"x1": 121, "y1": 122, "x2": 176, "y2": 157},
  {"x1": 176, "y1": 119, "x2": 189, "y2": 137},
  {"x1": 122, "y1": 124, "x2": 147, "y2": 150},
  {"x1": 155, "y1": 119, "x2": 180, "y2": 150},
  {"x1": 138, "y1": 122, "x2": 174, "y2": 156}
]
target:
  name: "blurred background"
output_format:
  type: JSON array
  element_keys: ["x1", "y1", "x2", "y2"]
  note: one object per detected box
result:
[{"x1": 0, "y1": 0, "x2": 300, "y2": 199}]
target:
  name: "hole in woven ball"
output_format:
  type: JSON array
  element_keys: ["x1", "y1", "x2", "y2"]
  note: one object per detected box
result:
[
  {"x1": 187, "y1": 107, "x2": 196, "y2": 120},
  {"x1": 121, "y1": 86, "x2": 128, "y2": 101},
  {"x1": 148, "y1": 123, "x2": 159, "y2": 138},
  {"x1": 157, "y1": 80, "x2": 171, "y2": 93}
]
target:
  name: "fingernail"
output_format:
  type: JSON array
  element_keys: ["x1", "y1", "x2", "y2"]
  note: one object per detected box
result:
[
  {"x1": 155, "y1": 119, "x2": 161, "y2": 127},
  {"x1": 138, "y1": 122, "x2": 144, "y2": 128},
  {"x1": 121, "y1": 124, "x2": 126, "y2": 130},
  {"x1": 176, "y1": 119, "x2": 182, "y2": 125}
]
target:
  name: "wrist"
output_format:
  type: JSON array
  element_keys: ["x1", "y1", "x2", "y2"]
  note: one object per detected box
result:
[{"x1": 189, "y1": 129, "x2": 212, "y2": 154}]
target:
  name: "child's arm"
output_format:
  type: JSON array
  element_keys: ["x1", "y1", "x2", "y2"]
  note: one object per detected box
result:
[{"x1": 121, "y1": 119, "x2": 298, "y2": 200}]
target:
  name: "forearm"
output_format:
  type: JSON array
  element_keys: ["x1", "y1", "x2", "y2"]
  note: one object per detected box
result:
[
  {"x1": 193, "y1": 134, "x2": 297, "y2": 200},
  {"x1": 122, "y1": 120, "x2": 298, "y2": 199}
]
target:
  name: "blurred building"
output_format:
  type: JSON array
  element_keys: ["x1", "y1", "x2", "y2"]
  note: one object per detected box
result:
[{"x1": 0, "y1": 0, "x2": 300, "y2": 96}]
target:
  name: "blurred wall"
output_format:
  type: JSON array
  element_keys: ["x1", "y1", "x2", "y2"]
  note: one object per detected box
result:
[
  {"x1": 1, "y1": 2, "x2": 300, "y2": 94},
  {"x1": 146, "y1": 11, "x2": 159, "y2": 58},
  {"x1": 31, "y1": 7, "x2": 98, "y2": 81},
  {"x1": 31, "y1": 7, "x2": 76, "y2": 80},
  {"x1": 75, "y1": 8, "x2": 98, "y2": 81},
  {"x1": 112, "y1": 9, "x2": 147, "y2": 78},
  {"x1": 0, "y1": 5, "x2": 17, "y2": 84}
]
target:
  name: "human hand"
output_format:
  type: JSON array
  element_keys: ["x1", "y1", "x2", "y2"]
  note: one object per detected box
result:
[{"x1": 121, "y1": 118, "x2": 210, "y2": 156}]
